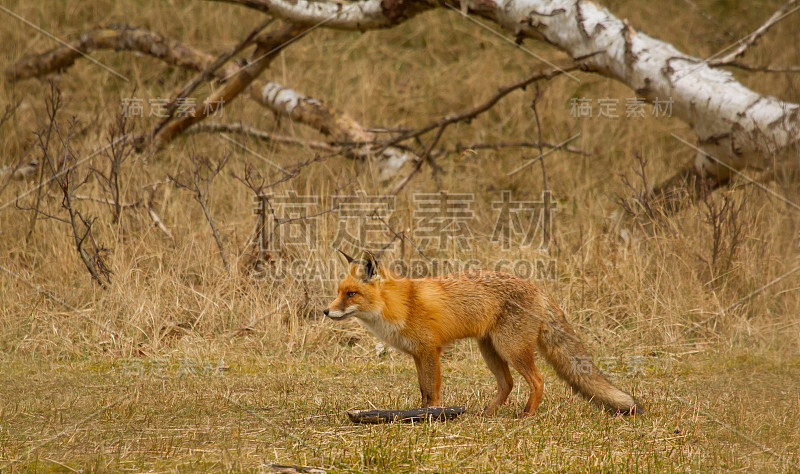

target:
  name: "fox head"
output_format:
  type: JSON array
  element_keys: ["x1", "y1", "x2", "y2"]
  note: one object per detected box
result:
[{"x1": 324, "y1": 250, "x2": 383, "y2": 321}]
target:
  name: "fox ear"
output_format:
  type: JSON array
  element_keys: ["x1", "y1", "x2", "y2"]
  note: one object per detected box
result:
[
  {"x1": 336, "y1": 248, "x2": 355, "y2": 264},
  {"x1": 360, "y1": 250, "x2": 381, "y2": 282}
]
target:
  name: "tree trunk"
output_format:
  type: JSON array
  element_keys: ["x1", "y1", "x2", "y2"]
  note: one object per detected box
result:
[{"x1": 212, "y1": 0, "x2": 800, "y2": 180}]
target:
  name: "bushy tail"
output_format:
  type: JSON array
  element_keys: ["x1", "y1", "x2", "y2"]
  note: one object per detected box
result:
[{"x1": 537, "y1": 306, "x2": 642, "y2": 415}]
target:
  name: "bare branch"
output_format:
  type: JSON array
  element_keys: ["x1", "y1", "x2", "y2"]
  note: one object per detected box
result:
[
  {"x1": 26, "y1": 83, "x2": 61, "y2": 241},
  {"x1": 93, "y1": 106, "x2": 135, "y2": 224},
  {"x1": 385, "y1": 63, "x2": 580, "y2": 147},
  {"x1": 391, "y1": 125, "x2": 445, "y2": 194},
  {"x1": 0, "y1": 101, "x2": 20, "y2": 130},
  {"x1": 5, "y1": 25, "x2": 322, "y2": 151},
  {"x1": 170, "y1": 153, "x2": 232, "y2": 271},
  {"x1": 218, "y1": 0, "x2": 800, "y2": 179},
  {"x1": 709, "y1": 0, "x2": 800, "y2": 67},
  {"x1": 151, "y1": 23, "x2": 309, "y2": 149},
  {"x1": 34, "y1": 86, "x2": 112, "y2": 287},
  {"x1": 251, "y1": 81, "x2": 416, "y2": 179},
  {"x1": 701, "y1": 191, "x2": 744, "y2": 278},
  {"x1": 529, "y1": 84, "x2": 548, "y2": 192},
  {"x1": 144, "y1": 184, "x2": 174, "y2": 241},
  {"x1": 387, "y1": 63, "x2": 579, "y2": 192},
  {"x1": 717, "y1": 62, "x2": 800, "y2": 74},
  {"x1": 529, "y1": 85, "x2": 552, "y2": 247},
  {"x1": 616, "y1": 152, "x2": 659, "y2": 222},
  {"x1": 451, "y1": 141, "x2": 587, "y2": 156},
  {"x1": 185, "y1": 120, "x2": 335, "y2": 151},
  {"x1": 5, "y1": 25, "x2": 230, "y2": 82},
  {"x1": 235, "y1": 163, "x2": 272, "y2": 274},
  {"x1": 205, "y1": 0, "x2": 432, "y2": 30},
  {"x1": 5, "y1": 24, "x2": 413, "y2": 178},
  {"x1": 150, "y1": 17, "x2": 275, "y2": 138}
]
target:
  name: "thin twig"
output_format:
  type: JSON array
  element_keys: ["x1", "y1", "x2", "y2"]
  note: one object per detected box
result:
[
  {"x1": 709, "y1": 0, "x2": 800, "y2": 66},
  {"x1": 0, "y1": 100, "x2": 20, "y2": 130},
  {"x1": 451, "y1": 140, "x2": 587, "y2": 156},
  {"x1": 71, "y1": 194, "x2": 139, "y2": 208},
  {"x1": 529, "y1": 84, "x2": 552, "y2": 247},
  {"x1": 384, "y1": 64, "x2": 579, "y2": 192},
  {"x1": 93, "y1": 103, "x2": 135, "y2": 224},
  {"x1": 152, "y1": 23, "x2": 308, "y2": 148},
  {"x1": 150, "y1": 18, "x2": 274, "y2": 138},
  {"x1": 33, "y1": 85, "x2": 112, "y2": 287},
  {"x1": 170, "y1": 153, "x2": 232, "y2": 271},
  {"x1": 186, "y1": 120, "x2": 335, "y2": 151},
  {"x1": 26, "y1": 83, "x2": 60, "y2": 241},
  {"x1": 390, "y1": 124, "x2": 446, "y2": 195},
  {"x1": 718, "y1": 61, "x2": 800, "y2": 73},
  {"x1": 506, "y1": 133, "x2": 581, "y2": 176},
  {"x1": 371, "y1": 210, "x2": 431, "y2": 263},
  {"x1": 530, "y1": 84, "x2": 548, "y2": 192},
  {"x1": 383, "y1": 63, "x2": 580, "y2": 148},
  {"x1": 680, "y1": 0, "x2": 737, "y2": 39}
]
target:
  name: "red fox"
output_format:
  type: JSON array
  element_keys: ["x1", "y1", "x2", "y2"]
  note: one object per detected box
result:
[{"x1": 324, "y1": 250, "x2": 642, "y2": 416}]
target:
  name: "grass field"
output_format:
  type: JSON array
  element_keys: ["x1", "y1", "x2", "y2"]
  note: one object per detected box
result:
[{"x1": 2, "y1": 0, "x2": 800, "y2": 471}]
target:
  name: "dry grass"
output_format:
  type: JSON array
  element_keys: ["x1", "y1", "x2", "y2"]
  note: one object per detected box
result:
[{"x1": 2, "y1": 0, "x2": 800, "y2": 471}]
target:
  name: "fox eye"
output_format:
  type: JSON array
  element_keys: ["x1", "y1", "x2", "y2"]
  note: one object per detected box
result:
[{"x1": 346, "y1": 291, "x2": 357, "y2": 298}]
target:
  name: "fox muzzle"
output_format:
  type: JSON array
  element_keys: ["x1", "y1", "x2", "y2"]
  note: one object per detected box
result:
[{"x1": 324, "y1": 307, "x2": 354, "y2": 320}]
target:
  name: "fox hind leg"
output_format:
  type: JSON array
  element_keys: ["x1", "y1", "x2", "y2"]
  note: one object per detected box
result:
[
  {"x1": 508, "y1": 347, "x2": 544, "y2": 416},
  {"x1": 478, "y1": 338, "x2": 513, "y2": 415}
]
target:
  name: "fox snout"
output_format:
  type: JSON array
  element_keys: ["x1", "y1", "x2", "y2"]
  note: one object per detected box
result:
[{"x1": 323, "y1": 303, "x2": 355, "y2": 320}]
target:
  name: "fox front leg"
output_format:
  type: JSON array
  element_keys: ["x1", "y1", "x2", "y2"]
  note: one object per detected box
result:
[{"x1": 413, "y1": 348, "x2": 442, "y2": 407}]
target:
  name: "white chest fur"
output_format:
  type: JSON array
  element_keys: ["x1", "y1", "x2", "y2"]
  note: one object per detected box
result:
[{"x1": 356, "y1": 311, "x2": 416, "y2": 354}]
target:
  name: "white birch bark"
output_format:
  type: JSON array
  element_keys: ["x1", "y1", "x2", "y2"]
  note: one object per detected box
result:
[
  {"x1": 252, "y1": 81, "x2": 414, "y2": 179},
  {"x1": 223, "y1": 0, "x2": 800, "y2": 179},
  {"x1": 4, "y1": 24, "x2": 411, "y2": 178},
  {"x1": 480, "y1": 0, "x2": 800, "y2": 179}
]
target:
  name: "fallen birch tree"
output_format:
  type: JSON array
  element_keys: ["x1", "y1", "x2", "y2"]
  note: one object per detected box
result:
[
  {"x1": 6, "y1": 0, "x2": 799, "y2": 199},
  {"x1": 209, "y1": 0, "x2": 800, "y2": 188},
  {"x1": 4, "y1": 24, "x2": 420, "y2": 179}
]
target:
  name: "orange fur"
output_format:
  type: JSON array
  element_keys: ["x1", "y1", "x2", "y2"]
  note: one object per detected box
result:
[{"x1": 325, "y1": 251, "x2": 642, "y2": 416}]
